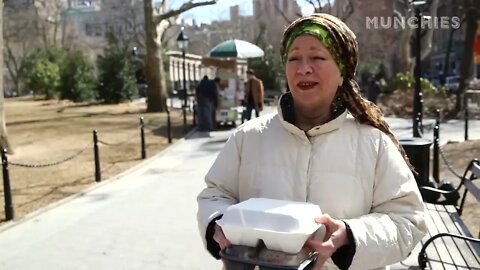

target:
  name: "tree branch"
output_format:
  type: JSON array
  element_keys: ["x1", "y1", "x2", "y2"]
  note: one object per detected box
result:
[
  {"x1": 4, "y1": 44, "x2": 21, "y2": 90},
  {"x1": 155, "y1": 0, "x2": 217, "y2": 25},
  {"x1": 273, "y1": 1, "x2": 293, "y2": 24},
  {"x1": 160, "y1": 18, "x2": 175, "y2": 42},
  {"x1": 305, "y1": 0, "x2": 315, "y2": 7},
  {"x1": 340, "y1": 0, "x2": 354, "y2": 21},
  {"x1": 325, "y1": 0, "x2": 332, "y2": 13}
]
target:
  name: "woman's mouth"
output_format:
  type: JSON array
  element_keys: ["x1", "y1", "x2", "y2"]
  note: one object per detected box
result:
[{"x1": 297, "y1": 81, "x2": 318, "y2": 91}]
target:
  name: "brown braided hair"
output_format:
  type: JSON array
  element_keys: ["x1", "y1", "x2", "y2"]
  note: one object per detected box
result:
[{"x1": 280, "y1": 13, "x2": 415, "y2": 172}]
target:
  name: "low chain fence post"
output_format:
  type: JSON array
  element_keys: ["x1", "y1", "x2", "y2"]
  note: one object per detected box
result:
[
  {"x1": 182, "y1": 104, "x2": 187, "y2": 134},
  {"x1": 432, "y1": 109, "x2": 440, "y2": 183},
  {"x1": 140, "y1": 117, "x2": 146, "y2": 159},
  {"x1": 93, "y1": 130, "x2": 101, "y2": 182},
  {"x1": 2, "y1": 116, "x2": 170, "y2": 219},
  {"x1": 464, "y1": 103, "x2": 469, "y2": 141},
  {"x1": 2, "y1": 149, "x2": 14, "y2": 221},
  {"x1": 192, "y1": 100, "x2": 196, "y2": 127},
  {"x1": 167, "y1": 108, "x2": 172, "y2": 144}
]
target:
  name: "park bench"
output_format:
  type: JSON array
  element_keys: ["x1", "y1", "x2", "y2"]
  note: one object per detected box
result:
[{"x1": 392, "y1": 159, "x2": 480, "y2": 269}]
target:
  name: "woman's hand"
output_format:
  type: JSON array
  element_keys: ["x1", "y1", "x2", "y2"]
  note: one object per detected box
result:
[
  {"x1": 213, "y1": 224, "x2": 231, "y2": 250},
  {"x1": 305, "y1": 214, "x2": 349, "y2": 269}
]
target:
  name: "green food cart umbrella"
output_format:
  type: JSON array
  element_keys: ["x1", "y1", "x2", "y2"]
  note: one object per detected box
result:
[{"x1": 207, "y1": 39, "x2": 264, "y2": 58}]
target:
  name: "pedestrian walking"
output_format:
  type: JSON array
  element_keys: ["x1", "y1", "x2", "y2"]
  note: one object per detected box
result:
[{"x1": 243, "y1": 69, "x2": 264, "y2": 121}]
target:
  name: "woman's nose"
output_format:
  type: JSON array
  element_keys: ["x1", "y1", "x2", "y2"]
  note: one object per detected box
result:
[{"x1": 297, "y1": 59, "x2": 313, "y2": 75}]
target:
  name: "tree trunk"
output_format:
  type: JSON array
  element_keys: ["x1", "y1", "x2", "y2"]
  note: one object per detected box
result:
[
  {"x1": 399, "y1": 10, "x2": 414, "y2": 73},
  {"x1": 0, "y1": 2, "x2": 13, "y2": 153},
  {"x1": 455, "y1": 0, "x2": 479, "y2": 112},
  {"x1": 400, "y1": 0, "x2": 438, "y2": 75},
  {"x1": 4, "y1": 44, "x2": 21, "y2": 95},
  {"x1": 144, "y1": 0, "x2": 167, "y2": 112},
  {"x1": 443, "y1": 25, "x2": 459, "y2": 85}
]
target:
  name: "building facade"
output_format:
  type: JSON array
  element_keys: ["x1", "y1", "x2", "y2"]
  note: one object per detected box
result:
[{"x1": 426, "y1": 1, "x2": 467, "y2": 84}]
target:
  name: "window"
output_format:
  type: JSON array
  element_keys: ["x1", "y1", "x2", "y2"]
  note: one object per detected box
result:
[
  {"x1": 85, "y1": 23, "x2": 93, "y2": 36},
  {"x1": 85, "y1": 23, "x2": 104, "y2": 37}
]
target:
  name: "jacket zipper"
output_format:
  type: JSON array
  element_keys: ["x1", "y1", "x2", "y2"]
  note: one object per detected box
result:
[{"x1": 305, "y1": 131, "x2": 312, "y2": 201}]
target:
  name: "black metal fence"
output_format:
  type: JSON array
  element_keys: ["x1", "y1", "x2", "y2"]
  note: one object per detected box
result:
[
  {"x1": 1, "y1": 103, "x2": 470, "y2": 221},
  {"x1": 1, "y1": 108, "x2": 192, "y2": 221},
  {"x1": 431, "y1": 110, "x2": 465, "y2": 184}
]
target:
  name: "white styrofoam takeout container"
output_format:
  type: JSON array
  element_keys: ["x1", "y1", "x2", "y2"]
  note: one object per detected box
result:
[{"x1": 216, "y1": 198, "x2": 323, "y2": 254}]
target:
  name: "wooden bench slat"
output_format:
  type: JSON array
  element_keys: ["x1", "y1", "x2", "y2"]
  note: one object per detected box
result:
[
  {"x1": 422, "y1": 203, "x2": 445, "y2": 268},
  {"x1": 462, "y1": 160, "x2": 480, "y2": 204},
  {"x1": 429, "y1": 204, "x2": 467, "y2": 267},
  {"x1": 442, "y1": 204, "x2": 480, "y2": 266},
  {"x1": 392, "y1": 160, "x2": 480, "y2": 269},
  {"x1": 394, "y1": 203, "x2": 480, "y2": 269},
  {"x1": 463, "y1": 180, "x2": 480, "y2": 202},
  {"x1": 470, "y1": 160, "x2": 480, "y2": 178},
  {"x1": 433, "y1": 204, "x2": 480, "y2": 268}
]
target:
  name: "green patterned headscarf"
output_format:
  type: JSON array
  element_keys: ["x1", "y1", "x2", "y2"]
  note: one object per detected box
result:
[
  {"x1": 280, "y1": 13, "x2": 358, "y2": 79},
  {"x1": 280, "y1": 13, "x2": 416, "y2": 172}
]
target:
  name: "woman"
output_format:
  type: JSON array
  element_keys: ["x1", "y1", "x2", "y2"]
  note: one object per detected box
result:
[{"x1": 197, "y1": 13, "x2": 426, "y2": 270}]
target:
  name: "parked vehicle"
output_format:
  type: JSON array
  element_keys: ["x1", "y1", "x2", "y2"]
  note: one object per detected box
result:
[{"x1": 445, "y1": 75, "x2": 460, "y2": 93}]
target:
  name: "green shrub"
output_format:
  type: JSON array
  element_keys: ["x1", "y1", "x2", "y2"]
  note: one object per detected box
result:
[
  {"x1": 60, "y1": 51, "x2": 97, "y2": 102},
  {"x1": 386, "y1": 72, "x2": 414, "y2": 92},
  {"x1": 385, "y1": 72, "x2": 445, "y2": 95},
  {"x1": 27, "y1": 60, "x2": 61, "y2": 99},
  {"x1": 21, "y1": 48, "x2": 66, "y2": 99},
  {"x1": 96, "y1": 30, "x2": 136, "y2": 104}
]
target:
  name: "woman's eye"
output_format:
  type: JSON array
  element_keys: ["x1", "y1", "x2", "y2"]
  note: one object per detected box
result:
[
  {"x1": 312, "y1": 56, "x2": 326, "y2": 60},
  {"x1": 287, "y1": 57, "x2": 299, "y2": 62}
]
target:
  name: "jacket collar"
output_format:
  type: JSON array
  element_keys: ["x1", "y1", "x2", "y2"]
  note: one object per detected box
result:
[{"x1": 277, "y1": 92, "x2": 348, "y2": 137}]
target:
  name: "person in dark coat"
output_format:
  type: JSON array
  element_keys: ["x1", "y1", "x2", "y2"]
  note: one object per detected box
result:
[
  {"x1": 367, "y1": 74, "x2": 381, "y2": 104},
  {"x1": 195, "y1": 76, "x2": 217, "y2": 131}
]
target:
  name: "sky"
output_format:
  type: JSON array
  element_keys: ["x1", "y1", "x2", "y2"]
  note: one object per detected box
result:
[{"x1": 174, "y1": 0, "x2": 315, "y2": 25}]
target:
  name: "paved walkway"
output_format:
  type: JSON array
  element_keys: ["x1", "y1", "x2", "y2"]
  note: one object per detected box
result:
[{"x1": 0, "y1": 110, "x2": 478, "y2": 269}]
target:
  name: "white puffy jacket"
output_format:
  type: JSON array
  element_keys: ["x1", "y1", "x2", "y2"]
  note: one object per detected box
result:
[{"x1": 197, "y1": 98, "x2": 427, "y2": 270}]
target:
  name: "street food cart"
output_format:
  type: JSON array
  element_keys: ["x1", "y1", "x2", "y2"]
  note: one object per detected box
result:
[
  {"x1": 201, "y1": 57, "x2": 247, "y2": 127},
  {"x1": 204, "y1": 39, "x2": 264, "y2": 127}
]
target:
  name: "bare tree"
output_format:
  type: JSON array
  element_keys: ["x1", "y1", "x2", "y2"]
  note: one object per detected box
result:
[
  {"x1": 398, "y1": 0, "x2": 439, "y2": 75},
  {"x1": 274, "y1": 0, "x2": 354, "y2": 23},
  {"x1": 3, "y1": 0, "x2": 72, "y2": 93},
  {"x1": 455, "y1": 0, "x2": 480, "y2": 112},
  {"x1": 98, "y1": 0, "x2": 146, "y2": 52},
  {"x1": 143, "y1": 0, "x2": 217, "y2": 112},
  {"x1": 443, "y1": 16, "x2": 465, "y2": 84},
  {"x1": 0, "y1": 0, "x2": 13, "y2": 153},
  {"x1": 3, "y1": 4, "x2": 39, "y2": 95},
  {"x1": 32, "y1": 0, "x2": 68, "y2": 47}
]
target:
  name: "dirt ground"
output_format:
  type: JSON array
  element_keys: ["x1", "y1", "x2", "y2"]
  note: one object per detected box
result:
[
  {"x1": 0, "y1": 98, "x2": 478, "y2": 238},
  {"x1": 435, "y1": 140, "x2": 479, "y2": 237},
  {"x1": 0, "y1": 97, "x2": 193, "y2": 222}
]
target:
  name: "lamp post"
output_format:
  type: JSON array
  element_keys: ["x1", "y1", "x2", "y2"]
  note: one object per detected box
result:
[
  {"x1": 176, "y1": 27, "x2": 189, "y2": 132},
  {"x1": 130, "y1": 47, "x2": 147, "y2": 98},
  {"x1": 412, "y1": 0, "x2": 426, "y2": 137}
]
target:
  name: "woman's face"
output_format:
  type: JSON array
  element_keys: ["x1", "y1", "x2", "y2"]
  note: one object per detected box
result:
[{"x1": 285, "y1": 35, "x2": 343, "y2": 112}]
